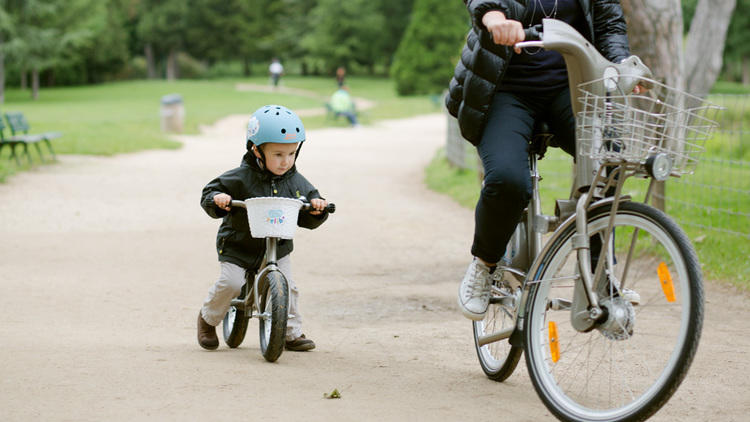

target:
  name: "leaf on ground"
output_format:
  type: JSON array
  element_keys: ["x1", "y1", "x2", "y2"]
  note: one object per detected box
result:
[{"x1": 323, "y1": 388, "x2": 341, "y2": 399}]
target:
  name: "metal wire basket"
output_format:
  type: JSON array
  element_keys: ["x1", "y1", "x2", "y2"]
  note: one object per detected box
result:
[{"x1": 576, "y1": 77, "x2": 722, "y2": 175}]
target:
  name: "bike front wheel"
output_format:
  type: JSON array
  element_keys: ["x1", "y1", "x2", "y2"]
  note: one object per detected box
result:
[
  {"x1": 258, "y1": 270, "x2": 289, "y2": 362},
  {"x1": 524, "y1": 201, "x2": 703, "y2": 422}
]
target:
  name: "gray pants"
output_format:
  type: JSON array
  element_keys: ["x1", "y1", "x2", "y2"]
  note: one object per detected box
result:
[{"x1": 200, "y1": 256, "x2": 302, "y2": 341}]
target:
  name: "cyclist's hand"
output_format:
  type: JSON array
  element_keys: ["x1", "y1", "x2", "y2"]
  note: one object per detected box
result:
[
  {"x1": 633, "y1": 84, "x2": 648, "y2": 94},
  {"x1": 482, "y1": 11, "x2": 525, "y2": 53},
  {"x1": 213, "y1": 193, "x2": 232, "y2": 211},
  {"x1": 309, "y1": 198, "x2": 327, "y2": 215}
]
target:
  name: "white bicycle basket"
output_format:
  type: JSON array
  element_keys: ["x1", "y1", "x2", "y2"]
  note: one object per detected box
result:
[
  {"x1": 244, "y1": 197, "x2": 303, "y2": 239},
  {"x1": 576, "y1": 77, "x2": 722, "y2": 175}
]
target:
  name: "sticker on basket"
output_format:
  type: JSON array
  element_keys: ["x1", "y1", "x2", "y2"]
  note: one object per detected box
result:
[{"x1": 266, "y1": 209, "x2": 285, "y2": 225}]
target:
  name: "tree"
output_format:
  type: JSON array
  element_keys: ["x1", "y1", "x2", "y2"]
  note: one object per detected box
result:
[
  {"x1": 720, "y1": 0, "x2": 750, "y2": 84},
  {"x1": 390, "y1": 0, "x2": 468, "y2": 95},
  {"x1": 621, "y1": 0, "x2": 735, "y2": 210},
  {"x1": 622, "y1": 0, "x2": 735, "y2": 96},
  {"x1": 303, "y1": 0, "x2": 386, "y2": 74},
  {"x1": 377, "y1": 0, "x2": 416, "y2": 67},
  {"x1": 136, "y1": 0, "x2": 188, "y2": 80},
  {"x1": 0, "y1": 3, "x2": 12, "y2": 103}
]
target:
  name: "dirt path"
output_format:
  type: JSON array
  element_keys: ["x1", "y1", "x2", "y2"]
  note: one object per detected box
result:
[{"x1": 1, "y1": 114, "x2": 748, "y2": 421}]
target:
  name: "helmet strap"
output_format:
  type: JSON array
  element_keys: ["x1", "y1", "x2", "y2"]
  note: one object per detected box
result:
[{"x1": 251, "y1": 143, "x2": 267, "y2": 170}]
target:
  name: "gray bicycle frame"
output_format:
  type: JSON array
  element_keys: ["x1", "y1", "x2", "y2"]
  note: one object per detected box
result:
[
  {"x1": 480, "y1": 19, "x2": 654, "y2": 346},
  {"x1": 228, "y1": 200, "x2": 290, "y2": 321}
]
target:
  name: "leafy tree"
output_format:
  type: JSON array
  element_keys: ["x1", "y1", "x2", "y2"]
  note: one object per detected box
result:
[
  {"x1": 3, "y1": 0, "x2": 93, "y2": 98},
  {"x1": 390, "y1": 0, "x2": 468, "y2": 95},
  {"x1": 273, "y1": 0, "x2": 317, "y2": 75},
  {"x1": 303, "y1": 0, "x2": 386, "y2": 74},
  {"x1": 136, "y1": 0, "x2": 188, "y2": 79},
  {"x1": 721, "y1": 0, "x2": 750, "y2": 84},
  {"x1": 0, "y1": 2, "x2": 13, "y2": 103},
  {"x1": 377, "y1": 0, "x2": 416, "y2": 67}
]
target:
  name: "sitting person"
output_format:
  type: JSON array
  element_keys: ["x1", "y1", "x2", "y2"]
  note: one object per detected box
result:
[{"x1": 329, "y1": 88, "x2": 359, "y2": 127}]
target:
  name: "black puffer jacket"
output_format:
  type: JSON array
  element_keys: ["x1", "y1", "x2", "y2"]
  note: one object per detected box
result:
[
  {"x1": 201, "y1": 152, "x2": 328, "y2": 271},
  {"x1": 446, "y1": 0, "x2": 631, "y2": 145}
]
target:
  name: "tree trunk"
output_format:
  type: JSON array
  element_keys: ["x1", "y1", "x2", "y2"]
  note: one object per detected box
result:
[
  {"x1": 166, "y1": 48, "x2": 178, "y2": 81},
  {"x1": 145, "y1": 43, "x2": 157, "y2": 79},
  {"x1": 0, "y1": 34, "x2": 5, "y2": 104},
  {"x1": 31, "y1": 68, "x2": 39, "y2": 100},
  {"x1": 621, "y1": 0, "x2": 685, "y2": 211},
  {"x1": 621, "y1": 0, "x2": 685, "y2": 89},
  {"x1": 743, "y1": 56, "x2": 750, "y2": 86},
  {"x1": 243, "y1": 57, "x2": 251, "y2": 76},
  {"x1": 684, "y1": 0, "x2": 736, "y2": 98}
]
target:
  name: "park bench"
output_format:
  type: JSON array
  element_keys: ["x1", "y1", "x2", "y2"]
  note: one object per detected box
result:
[
  {"x1": 3, "y1": 111, "x2": 60, "y2": 163},
  {"x1": 0, "y1": 114, "x2": 37, "y2": 165}
]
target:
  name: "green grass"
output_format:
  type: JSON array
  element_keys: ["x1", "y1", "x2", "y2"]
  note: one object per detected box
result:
[
  {"x1": 425, "y1": 143, "x2": 750, "y2": 289},
  {"x1": 0, "y1": 76, "x2": 435, "y2": 181}
]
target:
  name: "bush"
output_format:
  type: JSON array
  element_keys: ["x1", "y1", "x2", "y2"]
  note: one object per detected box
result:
[{"x1": 390, "y1": 0, "x2": 469, "y2": 96}]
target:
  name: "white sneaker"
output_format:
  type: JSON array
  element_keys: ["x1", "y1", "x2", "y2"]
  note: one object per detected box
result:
[{"x1": 458, "y1": 258, "x2": 493, "y2": 320}]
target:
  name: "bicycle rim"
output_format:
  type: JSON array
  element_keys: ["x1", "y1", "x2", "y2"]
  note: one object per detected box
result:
[
  {"x1": 524, "y1": 202, "x2": 703, "y2": 421},
  {"x1": 473, "y1": 280, "x2": 522, "y2": 381}
]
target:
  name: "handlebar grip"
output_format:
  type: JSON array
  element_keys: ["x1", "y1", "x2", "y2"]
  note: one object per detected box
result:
[
  {"x1": 301, "y1": 202, "x2": 336, "y2": 214},
  {"x1": 524, "y1": 24, "x2": 542, "y2": 41},
  {"x1": 230, "y1": 200, "x2": 245, "y2": 208}
]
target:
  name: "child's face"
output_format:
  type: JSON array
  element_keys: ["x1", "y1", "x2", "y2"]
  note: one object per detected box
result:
[{"x1": 254, "y1": 142, "x2": 298, "y2": 176}]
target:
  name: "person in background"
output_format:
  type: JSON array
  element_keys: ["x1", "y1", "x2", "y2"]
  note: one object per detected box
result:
[
  {"x1": 329, "y1": 88, "x2": 359, "y2": 127},
  {"x1": 269, "y1": 58, "x2": 284, "y2": 88},
  {"x1": 335, "y1": 66, "x2": 347, "y2": 88}
]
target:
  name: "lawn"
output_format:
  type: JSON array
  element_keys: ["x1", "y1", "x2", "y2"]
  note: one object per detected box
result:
[{"x1": 0, "y1": 76, "x2": 437, "y2": 181}]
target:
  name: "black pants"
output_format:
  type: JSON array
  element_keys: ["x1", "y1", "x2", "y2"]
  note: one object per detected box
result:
[{"x1": 472, "y1": 88, "x2": 576, "y2": 263}]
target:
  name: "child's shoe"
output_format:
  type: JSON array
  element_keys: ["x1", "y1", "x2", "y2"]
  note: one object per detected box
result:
[
  {"x1": 285, "y1": 334, "x2": 316, "y2": 351},
  {"x1": 197, "y1": 311, "x2": 219, "y2": 350}
]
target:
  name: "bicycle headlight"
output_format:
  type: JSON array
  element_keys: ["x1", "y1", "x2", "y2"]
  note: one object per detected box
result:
[{"x1": 645, "y1": 152, "x2": 672, "y2": 181}]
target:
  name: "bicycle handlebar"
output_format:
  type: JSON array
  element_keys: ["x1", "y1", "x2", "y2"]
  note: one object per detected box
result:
[
  {"x1": 229, "y1": 199, "x2": 336, "y2": 214},
  {"x1": 513, "y1": 19, "x2": 653, "y2": 96}
]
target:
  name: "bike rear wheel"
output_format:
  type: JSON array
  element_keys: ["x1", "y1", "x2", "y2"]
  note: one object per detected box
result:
[
  {"x1": 222, "y1": 306, "x2": 249, "y2": 348},
  {"x1": 258, "y1": 270, "x2": 289, "y2": 362},
  {"x1": 473, "y1": 276, "x2": 522, "y2": 381},
  {"x1": 223, "y1": 285, "x2": 249, "y2": 348},
  {"x1": 524, "y1": 201, "x2": 703, "y2": 422}
]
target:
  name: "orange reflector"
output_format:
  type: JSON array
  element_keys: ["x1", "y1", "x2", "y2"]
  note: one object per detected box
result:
[
  {"x1": 657, "y1": 262, "x2": 676, "y2": 303},
  {"x1": 548, "y1": 321, "x2": 560, "y2": 363}
]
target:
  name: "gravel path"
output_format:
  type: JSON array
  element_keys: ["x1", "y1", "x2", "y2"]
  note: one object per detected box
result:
[{"x1": 0, "y1": 113, "x2": 748, "y2": 421}]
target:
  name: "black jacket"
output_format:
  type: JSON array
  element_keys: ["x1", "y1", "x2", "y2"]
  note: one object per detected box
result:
[
  {"x1": 201, "y1": 152, "x2": 328, "y2": 270},
  {"x1": 446, "y1": 0, "x2": 631, "y2": 145}
]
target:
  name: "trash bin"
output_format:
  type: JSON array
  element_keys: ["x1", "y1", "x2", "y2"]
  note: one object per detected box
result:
[{"x1": 160, "y1": 94, "x2": 184, "y2": 133}]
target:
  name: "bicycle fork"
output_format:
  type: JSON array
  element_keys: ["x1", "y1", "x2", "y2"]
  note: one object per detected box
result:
[{"x1": 569, "y1": 164, "x2": 629, "y2": 332}]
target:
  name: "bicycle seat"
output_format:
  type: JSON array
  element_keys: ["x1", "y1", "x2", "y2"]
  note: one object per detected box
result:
[{"x1": 530, "y1": 120, "x2": 557, "y2": 159}]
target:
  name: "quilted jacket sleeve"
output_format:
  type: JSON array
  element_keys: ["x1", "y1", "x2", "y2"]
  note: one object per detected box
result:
[{"x1": 592, "y1": 0, "x2": 630, "y2": 63}]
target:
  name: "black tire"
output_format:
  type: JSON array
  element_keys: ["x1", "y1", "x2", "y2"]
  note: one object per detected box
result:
[
  {"x1": 222, "y1": 307, "x2": 249, "y2": 348},
  {"x1": 222, "y1": 284, "x2": 249, "y2": 348},
  {"x1": 258, "y1": 270, "x2": 289, "y2": 362},
  {"x1": 472, "y1": 281, "x2": 523, "y2": 381},
  {"x1": 523, "y1": 201, "x2": 703, "y2": 422}
]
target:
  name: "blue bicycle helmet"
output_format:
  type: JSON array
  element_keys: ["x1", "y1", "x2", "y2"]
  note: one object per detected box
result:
[{"x1": 246, "y1": 105, "x2": 306, "y2": 147}]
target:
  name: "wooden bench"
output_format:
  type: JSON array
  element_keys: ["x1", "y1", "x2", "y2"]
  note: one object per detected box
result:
[{"x1": 3, "y1": 112, "x2": 60, "y2": 163}]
